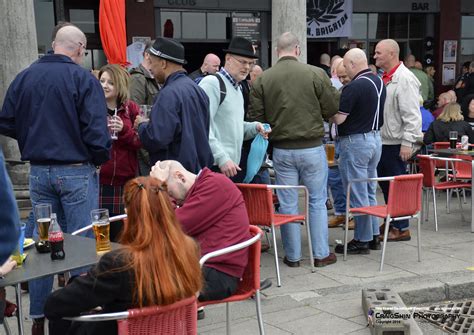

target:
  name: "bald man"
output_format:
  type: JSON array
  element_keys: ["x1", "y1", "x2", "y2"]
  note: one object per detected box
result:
[
  {"x1": 188, "y1": 53, "x2": 221, "y2": 82},
  {"x1": 249, "y1": 64, "x2": 263, "y2": 85},
  {"x1": 405, "y1": 54, "x2": 430, "y2": 102},
  {"x1": 374, "y1": 39, "x2": 422, "y2": 242},
  {"x1": 331, "y1": 48, "x2": 386, "y2": 254},
  {"x1": 0, "y1": 25, "x2": 111, "y2": 334},
  {"x1": 319, "y1": 53, "x2": 331, "y2": 77}
]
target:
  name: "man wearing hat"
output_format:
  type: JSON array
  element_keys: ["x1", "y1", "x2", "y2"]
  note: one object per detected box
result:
[
  {"x1": 135, "y1": 37, "x2": 213, "y2": 174},
  {"x1": 198, "y1": 37, "x2": 268, "y2": 179}
]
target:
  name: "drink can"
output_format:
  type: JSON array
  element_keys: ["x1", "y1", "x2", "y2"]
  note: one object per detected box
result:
[{"x1": 461, "y1": 135, "x2": 469, "y2": 150}]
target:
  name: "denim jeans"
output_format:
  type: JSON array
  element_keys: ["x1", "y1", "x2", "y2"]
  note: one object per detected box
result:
[
  {"x1": 338, "y1": 132, "x2": 382, "y2": 242},
  {"x1": 29, "y1": 164, "x2": 98, "y2": 318},
  {"x1": 273, "y1": 146, "x2": 329, "y2": 261},
  {"x1": 328, "y1": 141, "x2": 346, "y2": 215},
  {"x1": 377, "y1": 144, "x2": 409, "y2": 230}
]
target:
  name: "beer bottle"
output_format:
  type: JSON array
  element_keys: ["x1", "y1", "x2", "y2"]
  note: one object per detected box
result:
[{"x1": 48, "y1": 213, "x2": 65, "y2": 261}]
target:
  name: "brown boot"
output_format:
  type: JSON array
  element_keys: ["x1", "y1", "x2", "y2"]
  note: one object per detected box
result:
[
  {"x1": 381, "y1": 228, "x2": 411, "y2": 242},
  {"x1": 328, "y1": 215, "x2": 345, "y2": 228},
  {"x1": 32, "y1": 317, "x2": 45, "y2": 335}
]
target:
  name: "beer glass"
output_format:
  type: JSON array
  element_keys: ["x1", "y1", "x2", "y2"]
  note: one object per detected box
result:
[
  {"x1": 35, "y1": 203, "x2": 52, "y2": 242},
  {"x1": 139, "y1": 105, "x2": 152, "y2": 119},
  {"x1": 91, "y1": 209, "x2": 111, "y2": 255},
  {"x1": 449, "y1": 131, "x2": 458, "y2": 149},
  {"x1": 326, "y1": 142, "x2": 336, "y2": 165}
]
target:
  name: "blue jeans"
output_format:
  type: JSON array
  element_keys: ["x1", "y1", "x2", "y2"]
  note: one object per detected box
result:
[
  {"x1": 338, "y1": 132, "x2": 382, "y2": 242},
  {"x1": 328, "y1": 142, "x2": 346, "y2": 215},
  {"x1": 29, "y1": 164, "x2": 98, "y2": 318},
  {"x1": 377, "y1": 144, "x2": 409, "y2": 230},
  {"x1": 273, "y1": 146, "x2": 329, "y2": 261}
]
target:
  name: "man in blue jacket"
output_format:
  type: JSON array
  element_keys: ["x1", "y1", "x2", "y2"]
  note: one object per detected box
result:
[
  {"x1": 135, "y1": 37, "x2": 213, "y2": 173},
  {"x1": 0, "y1": 25, "x2": 111, "y2": 335}
]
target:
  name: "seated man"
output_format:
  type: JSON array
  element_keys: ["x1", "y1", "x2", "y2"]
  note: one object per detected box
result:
[{"x1": 150, "y1": 160, "x2": 251, "y2": 301}]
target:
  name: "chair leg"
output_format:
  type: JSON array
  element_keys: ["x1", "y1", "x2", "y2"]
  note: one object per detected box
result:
[
  {"x1": 446, "y1": 189, "x2": 451, "y2": 214},
  {"x1": 304, "y1": 219, "x2": 315, "y2": 273},
  {"x1": 255, "y1": 290, "x2": 265, "y2": 335},
  {"x1": 417, "y1": 214, "x2": 422, "y2": 262},
  {"x1": 3, "y1": 320, "x2": 11, "y2": 335},
  {"x1": 380, "y1": 216, "x2": 392, "y2": 272},
  {"x1": 463, "y1": 188, "x2": 467, "y2": 204},
  {"x1": 432, "y1": 187, "x2": 438, "y2": 232},
  {"x1": 424, "y1": 189, "x2": 430, "y2": 222},
  {"x1": 271, "y1": 225, "x2": 281, "y2": 287},
  {"x1": 226, "y1": 302, "x2": 231, "y2": 335},
  {"x1": 343, "y1": 212, "x2": 350, "y2": 261}
]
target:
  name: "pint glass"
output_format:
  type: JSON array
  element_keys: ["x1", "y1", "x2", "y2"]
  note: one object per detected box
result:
[
  {"x1": 449, "y1": 131, "x2": 458, "y2": 149},
  {"x1": 91, "y1": 209, "x2": 111, "y2": 255},
  {"x1": 326, "y1": 142, "x2": 336, "y2": 165}
]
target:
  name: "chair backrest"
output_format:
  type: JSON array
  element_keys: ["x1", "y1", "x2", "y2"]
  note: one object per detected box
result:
[
  {"x1": 453, "y1": 154, "x2": 472, "y2": 179},
  {"x1": 236, "y1": 184, "x2": 274, "y2": 226},
  {"x1": 432, "y1": 142, "x2": 451, "y2": 168},
  {"x1": 117, "y1": 296, "x2": 197, "y2": 335},
  {"x1": 416, "y1": 155, "x2": 436, "y2": 187},
  {"x1": 386, "y1": 174, "x2": 423, "y2": 218}
]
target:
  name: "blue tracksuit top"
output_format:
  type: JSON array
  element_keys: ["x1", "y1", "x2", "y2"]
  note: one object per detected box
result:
[
  {"x1": 0, "y1": 54, "x2": 111, "y2": 166},
  {"x1": 138, "y1": 71, "x2": 213, "y2": 173}
]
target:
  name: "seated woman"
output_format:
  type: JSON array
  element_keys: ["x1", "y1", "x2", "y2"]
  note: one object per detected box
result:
[
  {"x1": 44, "y1": 177, "x2": 202, "y2": 335},
  {"x1": 423, "y1": 102, "x2": 474, "y2": 145},
  {"x1": 462, "y1": 95, "x2": 474, "y2": 130}
]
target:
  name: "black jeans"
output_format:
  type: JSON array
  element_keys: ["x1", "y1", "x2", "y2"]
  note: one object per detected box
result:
[{"x1": 198, "y1": 266, "x2": 239, "y2": 302}]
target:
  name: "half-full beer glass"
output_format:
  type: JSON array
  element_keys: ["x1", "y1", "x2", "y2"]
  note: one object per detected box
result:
[
  {"x1": 91, "y1": 209, "x2": 111, "y2": 255},
  {"x1": 326, "y1": 142, "x2": 336, "y2": 165},
  {"x1": 34, "y1": 203, "x2": 52, "y2": 253}
]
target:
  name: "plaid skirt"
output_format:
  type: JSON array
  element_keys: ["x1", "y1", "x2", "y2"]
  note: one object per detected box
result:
[{"x1": 99, "y1": 184, "x2": 125, "y2": 217}]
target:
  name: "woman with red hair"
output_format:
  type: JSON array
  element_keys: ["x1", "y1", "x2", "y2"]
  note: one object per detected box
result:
[{"x1": 44, "y1": 177, "x2": 202, "y2": 335}]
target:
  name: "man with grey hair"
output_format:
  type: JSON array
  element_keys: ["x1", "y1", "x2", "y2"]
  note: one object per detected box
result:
[
  {"x1": 331, "y1": 48, "x2": 386, "y2": 254},
  {"x1": 0, "y1": 25, "x2": 111, "y2": 335},
  {"x1": 250, "y1": 32, "x2": 339, "y2": 268},
  {"x1": 374, "y1": 39, "x2": 422, "y2": 242}
]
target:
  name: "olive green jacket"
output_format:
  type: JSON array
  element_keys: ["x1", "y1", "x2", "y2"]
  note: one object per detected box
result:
[{"x1": 249, "y1": 56, "x2": 339, "y2": 149}]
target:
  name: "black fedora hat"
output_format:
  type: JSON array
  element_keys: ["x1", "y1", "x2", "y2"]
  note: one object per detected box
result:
[
  {"x1": 223, "y1": 37, "x2": 258, "y2": 59},
  {"x1": 147, "y1": 37, "x2": 187, "y2": 65}
]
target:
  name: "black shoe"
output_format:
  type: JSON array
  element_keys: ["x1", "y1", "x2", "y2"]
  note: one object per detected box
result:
[
  {"x1": 197, "y1": 308, "x2": 205, "y2": 320},
  {"x1": 369, "y1": 235, "x2": 381, "y2": 250},
  {"x1": 335, "y1": 240, "x2": 370, "y2": 254},
  {"x1": 260, "y1": 278, "x2": 272, "y2": 291},
  {"x1": 283, "y1": 256, "x2": 300, "y2": 267}
]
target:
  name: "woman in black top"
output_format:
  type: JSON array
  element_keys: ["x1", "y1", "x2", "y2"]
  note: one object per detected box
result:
[
  {"x1": 44, "y1": 177, "x2": 202, "y2": 335},
  {"x1": 423, "y1": 102, "x2": 474, "y2": 145}
]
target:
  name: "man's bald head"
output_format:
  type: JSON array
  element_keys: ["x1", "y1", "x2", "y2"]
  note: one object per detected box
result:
[
  {"x1": 374, "y1": 39, "x2": 400, "y2": 72},
  {"x1": 336, "y1": 61, "x2": 350, "y2": 86},
  {"x1": 404, "y1": 54, "x2": 416, "y2": 68},
  {"x1": 150, "y1": 160, "x2": 196, "y2": 205},
  {"x1": 331, "y1": 57, "x2": 343, "y2": 76},
  {"x1": 276, "y1": 32, "x2": 300, "y2": 57},
  {"x1": 250, "y1": 64, "x2": 263, "y2": 84},
  {"x1": 343, "y1": 48, "x2": 368, "y2": 79},
  {"x1": 320, "y1": 53, "x2": 330, "y2": 66},
  {"x1": 53, "y1": 25, "x2": 87, "y2": 64},
  {"x1": 202, "y1": 53, "x2": 221, "y2": 74}
]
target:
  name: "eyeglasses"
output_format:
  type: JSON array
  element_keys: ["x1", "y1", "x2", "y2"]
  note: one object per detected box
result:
[
  {"x1": 78, "y1": 42, "x2": 89, "y2": 57},
  {"x1": 231, "y1": 55, "x2": 255, "y2": 67}
]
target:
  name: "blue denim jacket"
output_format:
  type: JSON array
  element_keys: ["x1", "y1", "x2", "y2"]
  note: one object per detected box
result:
[
  {"x1": 0, "y1": 150, "x2": 19, "y2": 264},
  {"x1": 0, "y1": 54, "x2": 111, "y2": 166}
]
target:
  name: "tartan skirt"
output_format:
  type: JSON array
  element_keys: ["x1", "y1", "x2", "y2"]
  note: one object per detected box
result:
[{"x1": 99, "y1": 184, "x2": 125, "y2": 217}]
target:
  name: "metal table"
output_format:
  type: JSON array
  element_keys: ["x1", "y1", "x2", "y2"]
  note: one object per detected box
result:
[
  {"x1": 0, "y1": 234, "x2": 118, "y2": 335},
  {"x1": 429, "y1": 148, "x2": 474, "y2": 233}
]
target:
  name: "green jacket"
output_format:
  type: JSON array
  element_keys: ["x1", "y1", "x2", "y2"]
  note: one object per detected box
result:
[
  {"x1": 129, "y1": 64, "x2": 160, "y2": 106},
  {"x1": 409, "y1": 68, "x2": 429, "y2": 102},
  {"x1": 249, "y1": 56, "x2": 339, "y2": 149}
]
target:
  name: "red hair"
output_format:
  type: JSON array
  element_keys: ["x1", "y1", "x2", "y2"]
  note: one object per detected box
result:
[{"x1": 120, "y1": 177, "x2": 202, "y2": 307}]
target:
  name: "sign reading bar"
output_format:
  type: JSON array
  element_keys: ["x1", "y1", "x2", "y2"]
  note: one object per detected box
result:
[
  {"x1": 307, "y1": 0, "x2": 353, "y2": 38},
  {"x1": 231, "y1": 13, "x2": 261, "y2": 43}
]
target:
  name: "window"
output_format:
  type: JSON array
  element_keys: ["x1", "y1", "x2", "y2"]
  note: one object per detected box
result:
[
  {"x1": 69, "y1": 9, "x2": 96, "y2": 34},
  {"x1": 207, "y1": 12, "x2": 228, "y2": 40},
  {"x1": 161, "y1": 11, "x2": 181, "y2": 39},
  {"x1": 389, "y1": 14, "x2": 408, "y2": 39},
  {"x1": 409, "y1": 14, "x2": 425, "y2": 39},
  {"x1": 34, "y1": 0, "x2": 55, "y2": 54},
  {"x1": 351, "y1": 13, "x2": 367, "y2": 40},
  {"x1": 182, "y1": 12, "x2": 206, "y2": 39},
  {"x1": 368, "y1": 13, "x2": 388, "y2": 40},
  {"x1": 461, "y1": 16, "x2": 474, "y2": 38}
]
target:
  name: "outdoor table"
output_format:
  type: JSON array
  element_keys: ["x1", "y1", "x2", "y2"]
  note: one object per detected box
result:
[
  {"x1": 0, "y1": 233, "x2": 119, "y2": 335},
  {"x1": 428, "y1": 148, "x2": 474, "y2": 233}
]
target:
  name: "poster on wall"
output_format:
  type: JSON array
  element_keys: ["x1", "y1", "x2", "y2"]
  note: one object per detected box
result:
[
  {"x1": 307, "y1": 0, "x2": 353, "y2": 38},
  {"x1": 443, "y1": 40, "x2": 457, "y2": 63},
  {"x1": 442, "y1": 64, "x2": 456, "y2": 86}
]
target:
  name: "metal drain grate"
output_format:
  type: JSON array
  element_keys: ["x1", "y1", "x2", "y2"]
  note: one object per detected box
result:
[{"x1": 421, "y1": 301, "x2": 474, "y2": 333}]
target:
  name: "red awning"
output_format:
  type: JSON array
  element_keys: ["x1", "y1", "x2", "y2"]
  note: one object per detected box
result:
[{"x1": 99, "y1": 0, "x2": 128, "y2": 66}]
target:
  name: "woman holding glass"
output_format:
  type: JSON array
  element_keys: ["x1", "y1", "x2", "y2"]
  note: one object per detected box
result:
[
  {"x1": 44, "y1": 177, "x2": 202, "y2": 335},
  {"x1": 98, "y1": 64, "x2": 142, "y2": 241}
]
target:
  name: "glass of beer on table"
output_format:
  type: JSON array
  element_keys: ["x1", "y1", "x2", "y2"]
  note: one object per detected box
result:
[
  {"x1": 449, "y1": 131, "x2": 458, "y2": 149},
  {"x1": 91, "y1": 209, "x2": 111, "y2": 255},
  {"x1": 34, "y1": 203, "x2": 52, "y2": 253},
  {"x1": 325, "y1": 141, "x2": 336, "y2": 165}
]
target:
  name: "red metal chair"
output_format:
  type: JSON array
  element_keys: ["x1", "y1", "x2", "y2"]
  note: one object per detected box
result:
[
  {"x1": 198, "y1": 225, "x2": 264, "y2": 335},
  {"x1": 343, "y1": 174, "x2": 423, "y2": 272},
  {"x1": 236, "y1": 184, "x2": 314, "y2": 287},
  {"x1": 417, "y1": 155, "x2": 470, "y2": 231},
  {"x1": 65, "y1": 295, "x2": 198, "y2": 335}
]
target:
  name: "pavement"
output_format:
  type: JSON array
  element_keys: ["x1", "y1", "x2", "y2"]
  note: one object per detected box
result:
[{"x1": 3, "y1": 189, "x2": 474, "y2": 335}]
